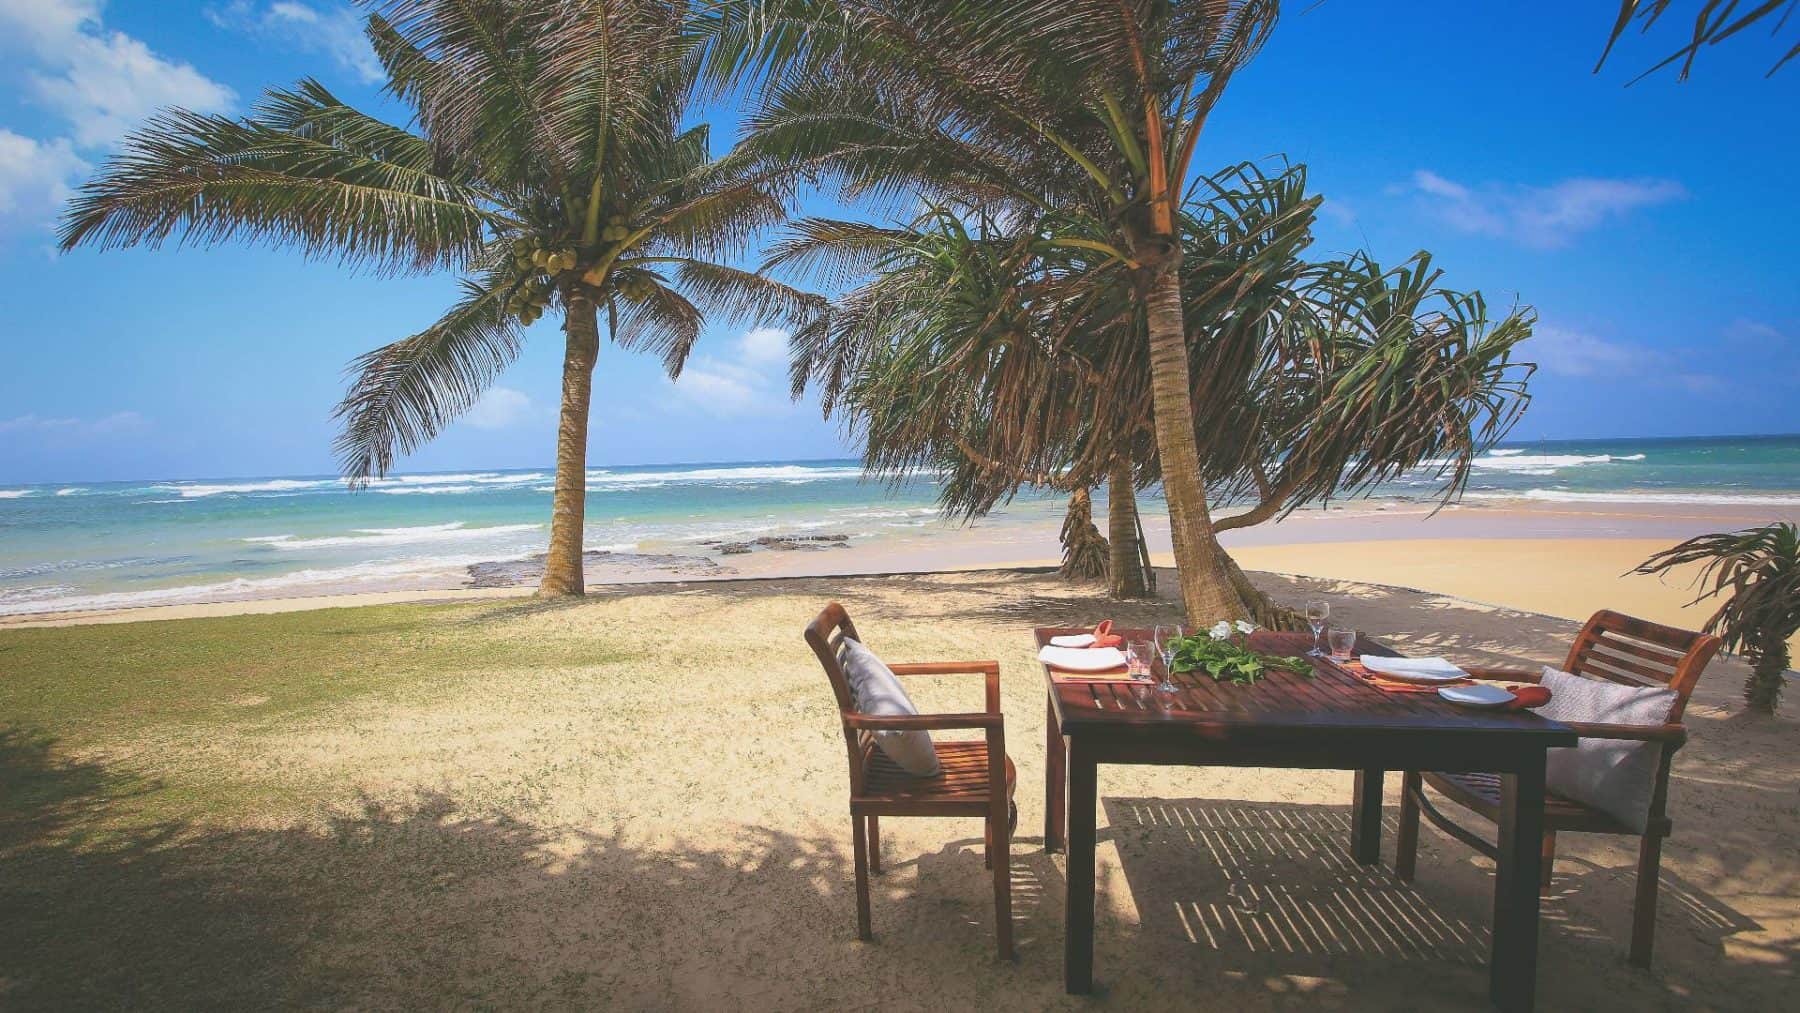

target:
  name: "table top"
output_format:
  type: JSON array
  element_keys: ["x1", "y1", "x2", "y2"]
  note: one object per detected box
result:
[{"x1": 1036, "y1": 627, "x2": 1576, "y2": 746}]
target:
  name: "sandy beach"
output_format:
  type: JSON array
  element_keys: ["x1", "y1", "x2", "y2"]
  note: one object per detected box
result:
[
  {"x1": 2, "y1": 565, "x2": 1792, "y2": 1008},
  {"x1": 10, "y1": 498, "x2": 1795, "y2": 657}
]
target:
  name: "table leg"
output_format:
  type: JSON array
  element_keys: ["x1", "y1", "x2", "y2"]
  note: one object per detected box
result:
[
  {"x1": 1491, "y1": 754, "x2": 1548, "y2": 1012},
  {"x1": 1045, "y1": 693, "x2": 1066, "y2": 853},
  {"x1": 1351, "y1": 768, "x2": 1384, "y2": 865},
  {"x1": 1064, "y1": 741, "x2": 1097, "y2": 994}
]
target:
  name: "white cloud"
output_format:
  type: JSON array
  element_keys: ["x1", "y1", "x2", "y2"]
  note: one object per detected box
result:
[
  {"x1": 1529, "y1": 326, "x2": 1643, "y2": 377},
  {"x1": 206, "y1": 2, "x2": 384, "y2": 84},
  {"x1": 0, "y1": 410, "x2": 147, "y2": 435},
  {"x1": 1403, "y1": 170, "x2": 1685, "y2": 248},
  {"x1": 1528, "y1": 326, "x2": 1723, "y2": 392},
  {"x1": 738, "y1": 326, "x2": 790, "y2": 367},
  {"x1": 28, "y1": 28, "x2": 235, "y2": 147},
  {"x1": 463, "y1": 387, "x2": 532, "y2": 430},
  {"x1": 0, "y1": 1, "x2": 234, "y2": 233},
  {"x1": 1723, "y1": 318, "x2": 1786, "y2": 345},
  {"x1": 0, "y1": 0, "x2": 99, "y2": 41},
  {"x1": 671, "y1": 328, "x2": 797, "y2": 417},
  {"x1": 0, "y1": 129, "x2": 89, "y2": 216}
]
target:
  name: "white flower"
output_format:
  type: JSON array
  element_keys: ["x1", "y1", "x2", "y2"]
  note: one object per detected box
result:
[
  {"x1": 1234, "y1": 620, "x2": 1257, "y2": 635},
  {"x1": 1208, "y1": 621, "x2": 1233, "y2": 641}
]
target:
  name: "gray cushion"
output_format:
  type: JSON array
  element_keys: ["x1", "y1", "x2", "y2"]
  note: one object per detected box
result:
[
  {"x1": 840, "y1": 638, "x2": 940, "y2": 777},
  {"x1": 1537, "y1": 666, "x2": 1678, "y2": 832}
]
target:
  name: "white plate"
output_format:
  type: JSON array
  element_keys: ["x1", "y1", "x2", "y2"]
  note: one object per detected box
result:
[
  {"x1": 1037, "y1": 645, "x2": 1128, "y2": 672},
  {"x1": 1050, "y1": 633, "x2": 1097, "y2": 648},
  {"x1": 1437, "y1": 684, "x2": 1514, "y2": 709},
  {"x1": 1360, "y1": 655, "x2": 1470, "y2": 684}
]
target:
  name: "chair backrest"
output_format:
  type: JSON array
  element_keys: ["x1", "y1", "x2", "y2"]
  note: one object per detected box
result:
[
  {"x1": 1562, "y1": 610, "x2": 1722, "y2": 721},
  {"x1": 805, "y1": 601, "x2": 861, "y2": 715},
  {"x1": 805, "y1": 602, "x2": 874, "y2": 790}
]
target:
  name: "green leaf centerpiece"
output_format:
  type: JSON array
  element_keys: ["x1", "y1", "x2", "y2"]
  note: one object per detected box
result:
[{"x1": 1168, "y1": 621, "x2": 1313, "y2": 686}]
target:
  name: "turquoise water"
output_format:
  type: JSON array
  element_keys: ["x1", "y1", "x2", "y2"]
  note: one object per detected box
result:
[{"x1": 2, "y1": 435, "x2": 1797, "y2": 615}]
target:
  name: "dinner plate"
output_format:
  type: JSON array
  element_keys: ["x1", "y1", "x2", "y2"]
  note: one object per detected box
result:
[
  {"x1": 1437, "y1": 683, "x2": 1514, "y2": 709},
  {"x1": 1050, "y1": 633, "x2": 1097, "y2": 648},
  {"x1": 1037, "y1": 645, "x2": 1127, "y2": 672},
  {"x1": 1359, "y1": 655, "x2": 1470, "y2": 684}
]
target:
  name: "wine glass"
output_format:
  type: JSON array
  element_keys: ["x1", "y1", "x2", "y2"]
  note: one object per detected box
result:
[
  {"x1": 1305, "y1": 599, "x2": 1330, "y2": 657},
  {"x1": 1156, "y1": 625, "x2": 1182, "y2": 694}
]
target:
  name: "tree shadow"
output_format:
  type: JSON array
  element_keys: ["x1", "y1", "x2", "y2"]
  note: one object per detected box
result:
[
  {"x1": 0, "y1": 734, "x2": 1060, "y2": 1009},
  {"x1": 0, "y1": 731, "x2": 876, "y2": 1008},
  {"x1": 1101, "y1": 796, "x2": 1782, "y2": 1009}
]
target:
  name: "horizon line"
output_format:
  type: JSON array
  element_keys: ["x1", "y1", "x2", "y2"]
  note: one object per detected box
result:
[{"x1": 5, "y1": 431, "x2": 1800, "y2": 489}]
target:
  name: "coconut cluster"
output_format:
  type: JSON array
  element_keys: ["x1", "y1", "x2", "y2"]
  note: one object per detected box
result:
[{"x1": 502, "y1": 214, "x2": 641, "y2": 324}]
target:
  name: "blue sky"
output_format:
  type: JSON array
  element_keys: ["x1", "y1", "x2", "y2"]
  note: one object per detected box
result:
[{"x1": 0, "y1": 1, "x2": 1796, "y2": 484}]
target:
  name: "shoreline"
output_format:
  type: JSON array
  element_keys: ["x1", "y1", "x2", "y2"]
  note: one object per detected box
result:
[{"x1": 4, "y1": 497, "x2": 1796, "y2": 635}]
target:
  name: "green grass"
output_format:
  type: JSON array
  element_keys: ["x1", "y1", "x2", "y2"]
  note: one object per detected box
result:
[
  {"x1": 0, "y1": 601, "x2": 614, "y2": 738},
  {"x1": 0, "y1": 600, "x2": 621, "y2": 832}
]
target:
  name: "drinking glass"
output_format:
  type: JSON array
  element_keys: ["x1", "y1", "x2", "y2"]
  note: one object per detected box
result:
[
  {"x1": 1127, "y1": 640, "x2": 1155, "y2": 682},
  {"x1": 1156, "y1": 626, "x2": 1182, "y2": 694},
  {"x1": 1305, "y1": 600, "x2": 1330, "y2": 657},
  {"x1": 1328, "y1": 629, "x2": 1358, "y2": 661}
]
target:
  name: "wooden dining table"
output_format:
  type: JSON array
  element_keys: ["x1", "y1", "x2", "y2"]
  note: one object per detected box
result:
[{"x1": 1037, "y1": 627, "x2": 1577, "y2": 1012}]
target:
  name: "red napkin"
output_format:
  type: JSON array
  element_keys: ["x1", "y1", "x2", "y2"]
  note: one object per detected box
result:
[
  {"x1": 1505, "y1": 685, "x2": 1552, "y2": 710},
  {"x1": 1089, "y1": 620, "x2": 1122, "y2": 649}
]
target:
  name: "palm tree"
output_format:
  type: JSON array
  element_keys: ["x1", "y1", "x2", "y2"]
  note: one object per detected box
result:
[
  {"x1": 1635, "y1": 523, "x2": 1800, "y2": 714},
  {"x1": 1059, "y1": 488, "x2": 1110, "y2": 582},
  {"x1": 1598, "y1": 1, "x2": 1798, "y2": 80},
  {"x1": 58, "y1": 0, "x2": 815, "y2": 597},
  {"x1": 777, "y1": 161, "x2": 1534, "y2": 623},
  {"x1": 712, "y1": 0, "x2": 1281, "y2": 620}
]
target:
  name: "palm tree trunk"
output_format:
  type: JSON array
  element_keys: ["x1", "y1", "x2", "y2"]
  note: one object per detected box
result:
[
  {"x1": 1107, "y1": 459, "x2": 1147, "y2": 599},
  {"x1": 1142, "y1": 261, "x2": 1242, "y2": 621},
  {"x1": 537, "y1": 300, "x2": 601, "y2": 598},
  {"x1": 1745, "y1": 637, "x2": 1790, "y2": 714}
]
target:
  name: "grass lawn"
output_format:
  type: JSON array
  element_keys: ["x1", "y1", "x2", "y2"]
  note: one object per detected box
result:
[{"x1": 2, "y1": 572, "x2": 1793, "y2": 1010}]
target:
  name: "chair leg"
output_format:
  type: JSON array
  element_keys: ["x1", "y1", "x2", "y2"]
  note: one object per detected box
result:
[
  {"x1": 868, "y1": 816, "x2": 881, "y2": 876},
  {"x1": 1396, "y1": 771, "x2": 1422, "y2": 882},
  {"x1": 983, "y1": 820, "x2": 993, "y2": 869},
  {"x1": 851, "y1": 813, "x2": 872, "y2": 941},
  {"x1": 1539, "y1": 831, "x2": 1556, "y2": 893},
  {"x1": 1630, "y1": 832, "x2": 1663, "y2": 968},
  {"x1": 992, "y1": 811, "x2": 1014, "y2": 960}
]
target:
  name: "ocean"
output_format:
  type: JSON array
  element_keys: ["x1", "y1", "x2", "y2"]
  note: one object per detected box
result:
[{"x1": 3, "y1": 434, "x2": 1797, "y2": 617}]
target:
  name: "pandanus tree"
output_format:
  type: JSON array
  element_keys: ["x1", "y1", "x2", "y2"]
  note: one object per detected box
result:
[
  {"x1": 58, "y1": 0, "x2": 815, "y2": 597},
  {"x1": 1597, "y1": 0, "x2": 1798, "y2": 80},
  {"x1": 778, "y1": 162, "x2": 1535, "y2": 623},
  {"x1": 1635, "y1": 523, "x2": 1800, "y2": 713},
  {"x1": 711, "y1": 0, "x2": 1282, "y2": 620},
  {"x1": 766, "y1": 206, "x2": 1152, "y2": 595}
]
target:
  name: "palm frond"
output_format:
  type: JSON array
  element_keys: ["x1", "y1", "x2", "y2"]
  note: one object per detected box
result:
[
  {"x1": 1598, "y1": 0, "x2": 1799, "y2": 80},
  {"x1": 1634, "y1": 523, "x2": 1800, "y2": 653},
  {"x1": 58, "y1": 102, "x2": 496, "y2": 275},
  {"x1": 333, "y1": 273, "x2": 523, "y2": 481},
  {"x1": 612, "y1": 273, "x2": 703, "y2": 376}
]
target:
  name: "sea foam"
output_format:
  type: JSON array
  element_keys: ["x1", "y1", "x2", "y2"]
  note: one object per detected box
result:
[
  {"x1": 587, "y1": 464, "x2": 865, "y2": 486},
  {"x1": 242, "y1": 521, "x2": 541, "y2": 550},
  {"x1": 0, "y1": 554, "x2": 516, "y2": 616}
]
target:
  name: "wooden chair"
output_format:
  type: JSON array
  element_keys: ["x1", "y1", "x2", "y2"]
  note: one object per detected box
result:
[
  {"x1": 1396, "y1": 610, "x2": 1722, "y2": 968},
  {"x1": 804, "y1": 602, "x2": 1018, "y2": 959}
]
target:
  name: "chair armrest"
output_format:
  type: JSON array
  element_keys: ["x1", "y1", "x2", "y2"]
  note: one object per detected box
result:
[
  {"x1": 889, "y1": 660, "x2": 1002, "y2": 714},
  {"x1": 1564, "y1": 721, "x2": 1687, "y2": 748},
  {"x1": 888, "y1": 661, "x2": 999, "y2": 676},
  {"x1": 844, "y1": 711, "x2": 1004, "y2": 732},
  {"x1": 1466, "y1": 666, "x2": 1543, "y2": 683}
]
